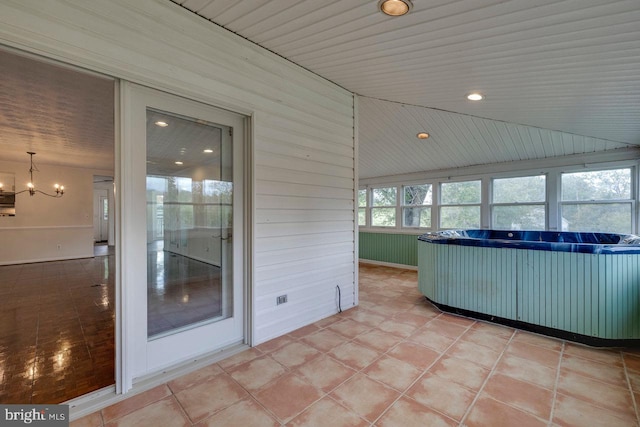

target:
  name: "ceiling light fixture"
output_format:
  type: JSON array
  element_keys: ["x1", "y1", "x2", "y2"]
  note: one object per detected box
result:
[
  {"x1": 175, "y1": 161, "x2": 183, "y2": 165},
  {"x1": 378, "y1": 0, "x2": 413, "y2": 16},
  {"x1": 6, "y1": 152, "x2": 65, "y2": 198},
  {"x1": 466, "y1": 92, "x2": 485, "y2": 101},
  {"x1": 203, "y1": 149, "x2": 213, "y2": 153},
  {"x1": 155, "y1": 121, "x2": 168, "y2": 127},
  {"x1": 417, "y1": 132, "x2": 430, "y2": 139}
]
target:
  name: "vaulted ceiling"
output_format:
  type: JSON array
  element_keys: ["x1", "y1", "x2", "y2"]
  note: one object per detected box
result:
[
  {"x1": 0, "y1": 1, "x2": 638, "y2": 180},
  {"x1": 174, "y1": 0, "x2": 640, "y2": 179}
]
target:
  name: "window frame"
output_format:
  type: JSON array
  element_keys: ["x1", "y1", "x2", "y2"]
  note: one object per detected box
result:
[
  {"x1": 401, "y1": 183, "x2": 433, "y2": 229},
  {"x1": 438, "y1": 179, "x2": 482, "y2": 229},
  {"x1": 490, "y1": 174, "x2": 548, "y2": 231},
  {"x1": 370, "y1": 185, "x2": 398, "y2": 228}
]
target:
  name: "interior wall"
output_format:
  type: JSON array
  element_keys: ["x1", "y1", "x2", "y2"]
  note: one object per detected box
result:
[
  {"x1": 0, "y1": 0, "x2": 356, "y2": 344},
  {"x1": 93, "y1": 180, "x2": 115, "y2": 245},
  {"x1": 0, "y1": 159, "x2": 107, "y2": 264}
]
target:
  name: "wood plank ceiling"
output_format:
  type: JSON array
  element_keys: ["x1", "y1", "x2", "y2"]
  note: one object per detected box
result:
[{"x1": 174, "y1": 0, "x2": 640, "y2": 179}]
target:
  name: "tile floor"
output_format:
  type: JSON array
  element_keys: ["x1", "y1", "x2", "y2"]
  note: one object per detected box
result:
[
  {"x1": 0, "y1": 253, "x2": 115, "y2": 404},
  {"x1": 72, "y1": 264, "x2": 640, "y2": 426}
]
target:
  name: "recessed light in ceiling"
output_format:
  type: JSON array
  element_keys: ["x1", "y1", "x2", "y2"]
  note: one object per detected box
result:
[
  {"x1": 175, "y1": 161, "x2": 183, "y2": 165},
  {"x1": 155, "y1": 121, "x2": 169, "y2": 127},
  {"x1": 466, "y1": 93, "x2": 485, "y2": 101},
  {"x1": 417, "y1": 132, "x2": 430, "y2": 139},
  {"x1": 378, "y1": 0, "x2": 412, "y2": 16},
  {"x1": 203, "y1": 149, "x2": 213, "y2": 153}
]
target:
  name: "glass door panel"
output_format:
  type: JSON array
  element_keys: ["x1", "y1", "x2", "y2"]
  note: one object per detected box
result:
[{"x1": 146, "y1": 108, "x2": 233, "y2": 339}]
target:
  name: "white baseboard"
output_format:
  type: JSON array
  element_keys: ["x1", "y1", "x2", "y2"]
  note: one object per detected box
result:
[{"x1": 358, "y1": 258, "x2": 417, "y2": 271}]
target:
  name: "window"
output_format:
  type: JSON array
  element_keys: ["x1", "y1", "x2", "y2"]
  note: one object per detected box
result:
[
  {"x1": 440, "y1": 180, "x2": 481, "y2": 228},
  {"x1": 492, "y1": 175, "x2": 546, "y2": 230},
  {"x1": 358, "y1": 189, "x2": 367, "y2": 226},
  {"x1": 402, "y1": 184, "x2": 432, "y2": 228},
  {"x1": 371, "y1": 186, "x2": 396, "y2": 227},
  {"x1": 560, "y1": 168, "x2": 633, "y2": 233}
]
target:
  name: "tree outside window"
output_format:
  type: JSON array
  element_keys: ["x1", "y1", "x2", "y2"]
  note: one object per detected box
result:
[
  {"x1": 371, "y1": 187, "x2": 396, "y2": 227},
  {"x1": 440, "y1": 180, "x2": 481, "y2": 229},
  {"x1": 402, "y1": 184, "x2": 432, "y2": 228},
  {"x1": 561, "y1": 168, "x2": 632, "y2": 233}
]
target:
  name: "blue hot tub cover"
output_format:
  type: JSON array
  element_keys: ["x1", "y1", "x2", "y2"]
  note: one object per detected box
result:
[{"x1": 418, "y1": 229, "x2": 640, "y2": 254}]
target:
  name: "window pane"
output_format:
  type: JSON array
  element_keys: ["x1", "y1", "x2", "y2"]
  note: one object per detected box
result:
[
  {"x1": 561, "y1": 203, "x2": 632, "y2": 233},
  {"x1": 403, "y1": 207, "x2": 431, "y2": 228},
  {"x1": 358, "y1": 208, "x2": 366, "y2": 226},
  {"x1": 358, "y1": 189, "x2": 367, "y2": 207},
  {"x1": 440, "y1": 206, "x2": 480, "y2": 228},
  {"x1": 561, "y1": 168, "x2": 631, "y2": 201},
  {"x1": 372, "y1": 187, "x2": 396, "y2": 206},
  {"x1": 493, "y1": 205, "x2": 545, "y2": 230},
  {"x1": 441, "y1": 181, "x2": 481, "y2": 204},
  {"x1": 493, "y1": 175, "x2": 545, "y2": 203},
  {"x1": 403, "y1": 184, "x2": 432, "y2": 205},
  {"x1": 371, "y1": 207, "x2": 396, "y2": 227}
]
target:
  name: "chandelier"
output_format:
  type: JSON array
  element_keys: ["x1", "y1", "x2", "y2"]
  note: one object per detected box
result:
[{"x1": 14, "y1": 152, "x2": 65, "y2": 198}]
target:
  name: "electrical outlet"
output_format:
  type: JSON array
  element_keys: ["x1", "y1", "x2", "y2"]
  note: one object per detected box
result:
[{"x1": 276, "y1": 295, "x2": 287, "y2": 305}]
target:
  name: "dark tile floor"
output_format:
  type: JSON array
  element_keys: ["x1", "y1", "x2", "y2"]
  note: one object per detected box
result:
[{"x1": 0, "y1": 253, "x2": 115, "y2": 403}]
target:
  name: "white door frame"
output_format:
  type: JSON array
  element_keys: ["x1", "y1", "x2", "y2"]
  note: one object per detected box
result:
[{"x1": 118, "y1": 81, "x2": 249, "y2": 391}]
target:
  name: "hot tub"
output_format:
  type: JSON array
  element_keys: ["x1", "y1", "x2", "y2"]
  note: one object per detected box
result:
[{"x1": 418, "y1": 230, "x2": 640, "y2": 345}]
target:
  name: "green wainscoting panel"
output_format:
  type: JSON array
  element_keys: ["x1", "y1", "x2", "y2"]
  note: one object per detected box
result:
[
  {"x1": 418, "y1": 239, "x2": 640, "y2": 341},
  {"x1": 359, "y1": 232, "x2": 422, "y2": 266}
]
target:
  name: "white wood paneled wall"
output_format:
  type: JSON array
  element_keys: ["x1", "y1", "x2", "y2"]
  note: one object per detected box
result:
[{"x1": 0, "y1": 0, "x2": 356, "y2": 344}]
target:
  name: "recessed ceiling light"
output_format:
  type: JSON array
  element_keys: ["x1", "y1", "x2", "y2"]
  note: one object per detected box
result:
[
  {"x1": 378, "y1": 0, "x2": 412, "y2": 16},
  {"x1": 203, "y1": 149, "x2": 213, "y2": 153},
  {"x1": 417, "y1": 132, "x2": 430, "y2": 139},
  {"x1": 466, "y1": 93, "x2": 485, "y2": 101},
  {"x1": 155, "y1": 121, "x2": 169, "y2": 127},
  {"x1": 175, "y1": 161, "x2": 183, "y2": 165}
]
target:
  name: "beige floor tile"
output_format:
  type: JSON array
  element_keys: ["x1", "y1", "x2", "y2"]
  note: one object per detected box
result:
[
  {"x1": 287, "y1": 396, "x2": 369, "y2": 427},
  {"x1": 556, "y1": 371, "x2": 635, "y2": 414},
  {"x1": 446, "y1": 339, "x2": 502, "y2": 369},
  {"x1": 464, "y1": 396, "x2": 547, "y2": 427},
  {"x1": 167, "y1": 363, "x2": 223, "y2": 393},
  {"x1": 391, "y1": 312, "x2": 433, "y2": 328},
  {"x1": 511, "y1": 330, "x2": 563, "y2": 351},
  {"x1": 326, "y1": 319, "x2": 372, "y2": 339},
  {"x1": 174, "y1": 373, "x2": 248, "y2": 423},
  {"x1": 70, "y1": 412, "x2": 103, "y2": 427},
  {"x1": 294, "y1": 354, "x2": 356, "y2": 393},
  {"x1": 406, "y1": 373, "x2": 476, "y2": 420},
  {"x1": 101, "y1": 385, "x2": 171, "y2": 423},
  {"x1": 300, "y1": 329, "x2": 346, "y2": 353},
  {"x1": 504, "y1": 340, "x2": 561, "y2": 369},
  {"x1": 227, "y1": 355, "x2": 287, "y2": 391},
  {"x1": 363, "y1": 355, "x2": 422, "y2": 392},
  {"x1": 553, "y1": 393, "x2": 638, "y2": 427},
  {"x1": 407, "y1": 327, "x2": 456, "y2": 353},
  {"x1": 422, "y1": 318, "x2": 468, "y2": 339},
  {"x1": 376, "y1": 396, "x2": 457, "y2": 427},
  {"x1": 495, "y1": 353, "x2": 557, "y2": 390},
  {"x1": 255, "y1": 335, "x2": 296, "y2": 354},
  {"x1": 104, "y1": 396, "x2": 190, "y2": 427},
  {"x1": 459, "y1": 328, "x2": 511, "y2": 351},
  {"x1": 428, "y1": 355, "x2": 490, "y2": 391},
  {"x1": 217, "y1": 347, "x2": 263, "y2": 370},
  {"x1": 388, "y1": 341, "x2": 440, "y2": 370},
  {"x1": 563, "y1": 342, "x2": 623, "y2": 366},
  {"x1": 376, "y1": 319, "x2": 419, "y2": 337},
  {"x1": 353, "y1": 328, "x2": 403, "y2": 352},
  {"x1": 560, "y1": 353, "x2": 627, "y2": 387},
  {"x1": 254, "y1": 372, "x2": 323, "y2": 423},
  {"x1": 194, "y1": 398, "x2": 279, "y2": 427},
  {"x1": 344, "y1": 308, "x2": 386, "y2": 327},
  {"x1": 437, "y1": 312, "x2": 476, "y2": 327},
  {"x1": 270, "y1": 341, "x2": 322, "y2": 369},
  {"x1": 328, "y1": 341, "x2": 381, "y2": 370},
  {"x1": 482, "y1": 373, "x2": 553, "y2": 419},
  {"x1": 287, "y1": 324, "x2": 320, "y2": 339},
  {"x1": 330, "y1": 373, "x2": 399, "y2": 422}
]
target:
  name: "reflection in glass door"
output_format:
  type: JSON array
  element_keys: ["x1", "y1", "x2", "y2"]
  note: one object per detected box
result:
[{"x1": 146, "y1": 108, "x2": 233, "y2": 339}]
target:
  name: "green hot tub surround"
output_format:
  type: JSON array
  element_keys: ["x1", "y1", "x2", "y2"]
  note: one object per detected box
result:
[{"x1": 418, "y1": 230, "x2": 640, "y2": 345}]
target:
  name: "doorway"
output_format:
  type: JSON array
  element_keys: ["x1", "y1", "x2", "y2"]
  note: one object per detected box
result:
[{"x1": 120, "y1": 83, "x2": 247, "y2": 386}]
